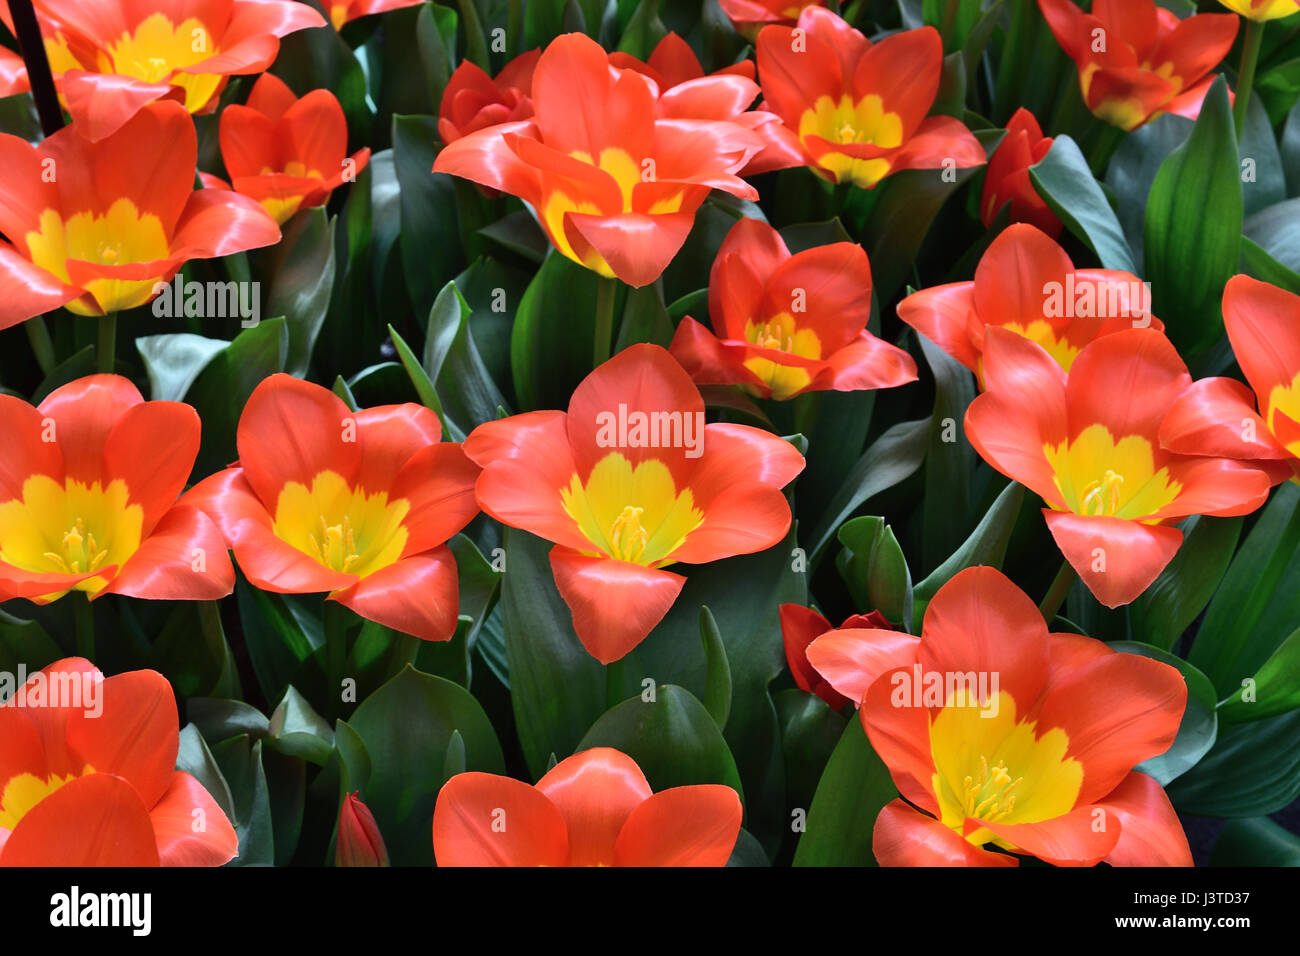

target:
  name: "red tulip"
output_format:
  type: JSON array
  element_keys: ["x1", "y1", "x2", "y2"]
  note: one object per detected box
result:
[
  {"x1": 897, "y1": 224, "x2": 1161, "y2": 384},
  {"x1": 980, "y1": 108, "x2": 1060, "y2": 237},
  {"x1": 433, "y1": 748, "x2": 741, "y2": 866},
  {"x1": 0, "y1": 658, "x2": 237, "y2": 866},
  {"x1": 670, "y1": 217, "x2": 916, "y2": 400},
  {"x1": 336, "y1": 792, "x2": 389, "y2": 866},
  {"x1": 756, "y1": 9, "x2": 984, "y2": 189},
  {"x1": 808, "y1": 567, "x2": 1193, "y2": 867},
  {"x1": 438, "y1": 50, "x2": 540, "y2": 145},
  {"x1": 718, "y1": 0, "x2": 827, "y2": 37},
  {"x1": 325, "y1": 0, "x2": 425, "y2": 30},
  {"x1": 0, "y1": 375, "x2": 233, "y2": 604},
  {"x1": 1161, "y1": 275, "x2": 1300, "y2": 484},
  {"x1": 1039, "y1": 0, "x2": 1238, "y2": 131},
  {"x1": 0, "y1": 0, "x2": 324, "y2": 141},
  {"x1": 433, "y1": 33, "x2": 765, "y2": 287},
  {"x1": 965, "y1": 327, "x2": 1271, "y2": 607},
  {"x1": 0, "y1": 100, "x2": 279, "y2": 330},
  {"x1": 187, "y1": 374, "x2": 481, "y2": 641},
  {"x1": 204, "y1": 73, "x2": 370, "y2": 225},
  {"x1": 463, "y1": 344, "x2": 805, "y2": 663},
  {"x1": 780, "y1": 604, "x2": 898, "y2": 710}
]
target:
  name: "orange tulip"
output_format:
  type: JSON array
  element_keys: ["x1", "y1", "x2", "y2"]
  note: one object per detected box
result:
[
  {"x1": 324, "y1": 0, "x2": 425, "y2": 30},
  {"x1": 0, "y1": 100, "x2": 279, "y2": 331},
  {"x1": 187, "y1": 374, "x2": 481, "y2": 641},
  {"x1": 1217, "y1": 0, "x2": 1300, "y2": 20},
  {"x1": 0, "y1": 0, "x2": 324, "y2": 141},
  {"x1": 432, "y1": 33, "x2": 765, "y2": 287},
  {"x1": 463, "y1": 344, "x2": 805, "y2": 663},
  {"x1": 1038, "y1": 0, "x2": 1238, "y2": 131},
  {"x1": 0, "y1": 375, "x2": 233, "y2": 604},
  {"x1": 669, "y1": 217, "x2": 917, "y2": 400},
  {"x1": 755, "y1": 9, "x2": 984, "y2": 190},
  {"x1": 433, "y1": 747, "x2": 741, "y2": 866},
  {"x1": 897, "y1": 224, "x2": 1161, "y2": 385},
  {"x1": 807, "y1": 567, "x2": 1192, "y2": 867},
  {"x1": 718, "y1": 0, "x2": 826, "y2": 37},
  {"x1": 980, "y1": 108, "x2": 1060, "y2": 237},
  {"x1": 780, "y1": 604, "x2": 899, "y2": 710},
  {"x1": 205, "y1": 73, "x2": 370, "y2": 225},
  {"x1": 965, "y1": 327, "x2": 1271, "y2": 607},
  {"x1": 438, "y1": 50, "x2": 540, "y2": 145},
  {"x1": 336, "y1": 792, "x2": 389, "y2": 866},
  {"x1": 0, "y1": 658, "x2": 237, "y2": 865},
  {"x1": 1161, "y1": 275, "x2": 1300, "y2": 484}
]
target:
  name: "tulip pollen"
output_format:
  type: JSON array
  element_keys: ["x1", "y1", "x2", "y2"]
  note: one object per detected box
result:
[
  {"x1": 962, "y1": 756, "x2": 1023, "y2": 823},
  {"x1": 42, "y1": 517, "x2": 110, "y2": 575},
  {"x1": 609, "y1": 506, "x2": 649, "y2": 564}
]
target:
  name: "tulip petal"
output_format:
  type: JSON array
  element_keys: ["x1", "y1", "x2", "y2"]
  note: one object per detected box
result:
[
  {"x1": 38, "y1": 374, "x2": 143, "y2": 485},
  {"x1": 150, "y1": 771, "x2": 239, "y2": 866},
  {"x1": 806, "y1": 627, "x2": 921, "y2": 706},
  {"x1": 860, "y1": 668, "x2": 940, "y2": 816},
  {"x1": 536, "y1": 748, "x2": 652, "y2": 866},
  {"x1": 1223, "y1": 274, "x2": 1300, "y2": 405},
  {"x1": 103, "y1": 399, "x2": 201, "y2": 536},
  {"x1": 0, "y1": 394, "x2": 64, "y2": 500},
  {"x1": 897, "y1": 282, "x2": 981, "y2": 372},
  {"x1": 612, "y1": 784, "x2": 742, "y2": 866},
  {"x1": 390, "y1": 443, "x2": 482, "y2": 556},
  {"x1": 1043, "y1": 510, "x2": 1182, "y2": 608},
  {"x1": 0, "y1": 773, "x2": 160, "y2": 866},
  {"x1": 1159, "y1": 376, "x2": 1286, "y2": 460},
  {"x1": 1098, "y1": 771, "x2": 1192, "y2": 867},
  {"x1": 331, "y1": 547, "x2": 460, "y2": 642},
  {"x1": 873, "y1": 799, "x2": 1018, "y2": 867},
  {"x1": 976, "y1": 804, "x2": 1119, "y2": 866},
  {"x1": 433, "y1": 772, "x2": 569, "y2": 866},
  {"x1": 353, "y1": 403, "x2": 442, "y2": 493},
  {"x1": 104, "y1": 504, "x2": 234, "y2": 600}
]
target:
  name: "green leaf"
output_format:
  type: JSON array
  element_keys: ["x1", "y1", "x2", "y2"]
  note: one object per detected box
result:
[
  {"x1": 134, "y1": 333, "x2": 228, "y2": 401},
  {"x1": 498, "y1": 527, "x2": 605, "y2": 778},
  {"x1": 176, "y1": 723, "x2": 237, "y2": 824},
  {"x1": 235, "y1": 578, "x2": 323, "y2": 706},
  {"x1": 578, "y1": 684, "x2": 746, "y2": 797},
  {"x1": 1111, "y1": 643, "x2": 1217, "y2": 786},
  {"x1": 774, "y1": 688, "x2": 847, "y2": 824},
  {"x1": 348, "y1": 664, "x2": 505, "y2": 865},
  {"x1": 698, "y1": 606, "x2": 733, "y2": 731},
  {"x1": 912, "y1": 479, "x2": 1023, "y2": 627},
  {"x1": 835, "y1": 516, "x2": 913, "y2": 629},
  {"x1": 1143, "y1": 77, "x2": 1241, "y2": 359},
  {"x1": 393, "y1": 114, "x2": 462, "y2": 318},
  {"x1": 265, "y1": 207, "x2": 336, "y2": 377},
  {"x1": 614, "y1": 282, "x2": 674, "y2": 350},
  {"x1": 792, "y1": 718, "x2": 897, "y2": 866},
  {"x1": 1030, "y1": 134, "x2": 1137, "y2": 273},
  {"x1": 1244, "y1": 198, "x2": 1300, "y2": 274},
  {"x1": 422, "y1": 280, "x2": 510, "y2": 436},
  {"x1": 389, "y1": 321, "x2": 462, "y2": 440},
  {"x1": 1129, "y1": 516, "x2": 1242, "y2": 653},
  {"x1": 1218, "y1": 625, "x2": 1300, "y2": 724},
  {"x1": 511, "y1": 252, "x2": 601, "y2": 410},
  {"x1": 1241, "y1": 236, "x2": 1300, "y2": 296},
  {"x1": 1210, "y1": 817, "x2": 1300, "y2": 866},
  {"x1": 1239, "y1": 94, "x2": 1287, "y2": 217},
  {"x1": 616, "y1": 0, "x2": 664, "y2": 58},
  {"x1": 268, "y1": 686, "x2": 335, "y2": 765},
  {"x1": 189, "y1": 698, "x2": 270, "y2": 743},
  {"x1": 0, "y1": 609, "x2": 63, "y2": 678},
  {"x1": 1167, "y1": 709, "x2": 1300, "y2": 817},
  {"x1": 1105, "y1": 114, "x2": 1190, "y2": 272},
  {"x1": 211, "y1": 736, "x2": 275, "y2": 866},
  {"x1": 918, "y1": 332, "x2": 976, "y2": 572}
]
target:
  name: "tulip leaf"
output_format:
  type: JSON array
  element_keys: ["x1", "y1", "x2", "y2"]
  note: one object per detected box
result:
[
  {"x1": 211, "y1": 736, "x2": 275, "y2": 866},
  {"x1": 393, "y1": 114, "x2": 462, "y2": 319},
  {"x1": 265, "y1": 207, "x2": 336, "y2": 377},
  {"x1": 578, "y1": 684, "x2": 746, "y2": 798},
  {"x1": 1283, "y1": 97, "x2": 1300, "y2": 197},
  {"x1": 775, "y1": 688, "x2": 847, "y2": 828},
  {"x1": 1239, "y1": 95, "x2": 1287, "y2": 217},
  {"x1": 726, "y1": 827, "x2": 771, "y2": 866},
  {"x1": 268, "y1": 686, "x2": 335, "y2": 766},
  {"x1": 1143, "y1": 77, "x2": 1240, "y2": 359},
  {"x1": 836, "y1": 516, "x2": 912, "y2": 629},
  {"x1": 1192, "y1": 482, "x2": 1300, "y2": 699},
  {"x1": 1167, "y1": 708, "x2": 1300, "y2": 817},
  {"x1": 135, "y1": 332, "x2": 228, "y2": 402},
  {"x1": 348, "y1": 664, "x2": 504, "y2": 865},
  {"x1": 0, "y1": 609, "x2": 63, "y2": 679},
  {"x1": 918, "y1": 332, "x2": 977, "y2": 571},
  {"x1": 1111, "y1": 642, "x2": 1217, "y2": 786},
  {"x1": 792, "y1": 717, "x2": 897, "y2": 866},
  {"x1": 511, "y1": 251, "x2": 602, "y2": 411},
  {"x1": 1240, "y1": 236, "x2": 1300, "y2": 296},
  {"x1": 1105, "y1": 114, "x2": 1190, "y2": 272},
  {"x1": 421, "y1": 279, "x2": 511, "y2": 436},
  {"x1": 1030, "y1": 134, "x2": 1137, "y2": 274},
  {"x1": 1130, "y1": 515, "x2": 1243, "y2": 653},
  {"x1": 176, "y1": 723, "x2": 237, "y2": 825},
  {"x1": 615, "y1": 282, "x2": 675, "y2": 350},
  {"x1": 235, "y1": 578, "x2": 324, "y2": 707},
  {"x1": 1217, "y1": 625, "x2": 1300, "y2": 725},
  {"x1": 698, "y1": 606, "x2": 733, "y2": 731},
  {"x1": 499, "y1": 527, "x2": 606, "y2": 779},
  {"x1": 1244, "y1": 198, "x2": 1300, "y2": 274},
  {"x1": 389, "y1": 321, "x2": 462, "y2": 440},
  {"x1": 188, "y1": 698, "x2": 271, "y2": 743},
  {"x1": 1210, "y1": 816, "x2": 1300, "y2": 866}
]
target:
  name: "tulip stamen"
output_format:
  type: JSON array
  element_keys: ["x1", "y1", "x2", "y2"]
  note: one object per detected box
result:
[
  {"x1": 609, "y1": 506, "x2": 648, "y2": 564},
  {"x1": 1080, "y1": 469, "x2": 1125, "y2": 517},
  {"x1": 42, "y1": 518, "x2": 108, "y2": 574},
  {"x1": 960, "y1": 756, "x2": 1023, "y2": 824},
  {"x1": 311, "y1": 515, "x2": 362, "y2": 573}
]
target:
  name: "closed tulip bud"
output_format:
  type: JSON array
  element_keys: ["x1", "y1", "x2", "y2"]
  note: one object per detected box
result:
[{"x1": 336, "y1": 792, "x2": 389, "y2": 867}]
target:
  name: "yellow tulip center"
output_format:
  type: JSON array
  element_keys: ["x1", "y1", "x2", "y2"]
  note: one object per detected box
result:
[
  {"x1": 0, "y1": 767, "x2": 93, "y2": 830},
  {"x1": 999, "y1": 320, "x2": 1080, "y2": 371},
  {"x1": 272, "y1": 471, "x2": 410, "y2": 578},
  {"x1": 1043, "y1": 424, "x2": 1181, "y2": 521},
  {"x1": 101, "y1": 14, "x2": 223, "y2": 112},
  {"x1": 798, "y1": 94, "x2": 902, "y2": 189},
  {"x1": 560, "y1": 454, "x2": 704, "y2": 567},
  {"x1": 1266, "y1": 370, "x2": 1300, "y2": 458}
]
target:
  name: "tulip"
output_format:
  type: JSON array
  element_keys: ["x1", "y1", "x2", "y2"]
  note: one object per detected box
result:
[
  {"x1": 964, "y1": 327, "x2": 1271, "y2": 607},
  {"x1": 0, "y1": 375, "x2": 233, "y2": 604},
  {"x1": 325, "y1": 0, "x2": 426, "y2": 30},
  {"x1": 0, "y1": 100, "x2": 279, "y2": 331},
  {"x1": 1038, "y1": 0, "x2": 1238, "y2": 131},
  {"x1": 187, "y1": 374, "x2": 481, "y2": 641},
  {"x1": 0, "y1": 0, "x2": 324, "y2": 141},
  {"x1": 780, "y1": 604, "x2": 898, "y2": 710},
  {"x1": 1217, "y1": 0, "x2": 1299, "y2": 21},
  {"x1": 669, "y1": 217, "x2": 916, "y2": 400},
  {"x1": 206, "y1": 73, "x2": 371, "y2": 225},
  {"x1": 807, "y1": 567, "x2": 1193, "y2": 867},
  {"x1": 336, "y1": 792, "x2": 389, "y2": 866},
  {"x1": 755, "y1": 9, "x2": 984, "y2": 189},
  {"x1": 980, "y1": 108, "x2": 1060, "y2": 237},
  {"x1": 463, "y1": 344, "x2": 805, "y2": 663},
  {"x1": 438, "y1": 51, "x2": 540, "y2": 145},
  {"x1": 433, "y1": 32, "x2": 765, "y2": 287},
  {"x1": 433, "y1": 747, "x2": 741, "y2": 866},
  {"x1": 718, "y1": 0, "x2": 827, "y2": 37},
  {"x1": 897, "y1": 224, "x2": 1161, "y2": 384},
  {"x1": 0, "y1": 658, "x2": 237, "y2": 865},
  {"x1": 1160, "y1": 275, "x2": 1300, "y2": 484}
]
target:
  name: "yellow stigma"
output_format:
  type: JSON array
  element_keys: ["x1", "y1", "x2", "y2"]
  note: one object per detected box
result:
[
  {"x1": 311, "y1": 515, "x2": 361, "y2": 573},
  {"x1": 41, "y1": 517, "x2": 110, "y2": 575},
  {"x1": 272, "y1": 471, "x2": 410, "y2": 579},
  {"x1": 609, "y1": 505, "x2": 649, "y2": 564},
  {"x1": 961, "y1": 755, "x2": 1023, "y2": 823},
  {"x1": 1080, "y1": 469, "x2": 1125, "y2": 517}
]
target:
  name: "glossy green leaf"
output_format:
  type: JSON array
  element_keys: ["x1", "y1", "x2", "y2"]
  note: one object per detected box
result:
[
  {"x1": 836, "y1": 516, "x2": 912, "y2": 629},
  {"x1": 792, "y1": 718, "x2": 897, "y2": 866},
  {"x1": 1218, "y1": 625, "x2": 1300, "y2": 724},
  {"x1": 1167, "y1": 708, "x2": 1300, "y2": 817},
  {"x1": 1210, "y1": 817, "x2": 1300, "y2": 866},
  {"x1": 265, "y1": 207, "x2": 336, "y2": 377},
  {"x1": 698, "y1": 606, "x2": 732, "y2": 731},
  {"x1": 134, "y1": 332, "x2": 228, "y2": 402},
  {"x1": 1030, "y1": 134, "x2": 1137, "y2": 273}
]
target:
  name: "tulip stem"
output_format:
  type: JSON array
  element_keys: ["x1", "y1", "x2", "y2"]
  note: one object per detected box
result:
[
  {"x1": 324, "y1": 601, "x2": 350, "y2": 715},
  {"x1": 24, "y1": 317, "x2": 56, "y2": 376},
  {"x1": 74, "y1": 593, "x2": 95, "y2": 662},
  {"x1": 97, "y1": 313, "x2": 117, "y2": 374},
  {"x1": 1038, "y1": 559, "x2": 1077, "y2": 624},
  {"x1": 592, "y1": 276, "x2": 618, "y2": 368},
  {"x1": 940, "y1": 0, "x2": 960, "y2": 53},
  {"x1": 1234, "y1": 17, "x2": 1265, "y2": 139}
]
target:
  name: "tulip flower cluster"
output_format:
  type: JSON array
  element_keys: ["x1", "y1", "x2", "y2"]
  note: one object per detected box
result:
[{"x1": 1, "y1": 0, "x2": 1298, "y2": 881}]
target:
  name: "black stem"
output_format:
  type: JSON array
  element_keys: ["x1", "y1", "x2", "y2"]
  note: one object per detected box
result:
[{"x1": 9, "y1": 0, "x2": 63, "y2": 136}]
